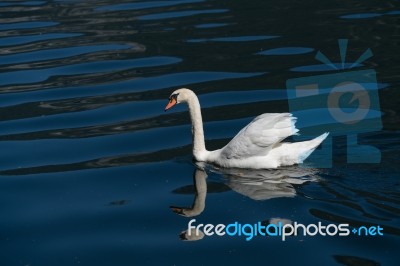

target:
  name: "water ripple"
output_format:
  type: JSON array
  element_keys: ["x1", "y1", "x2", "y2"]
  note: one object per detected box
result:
[
  {"x1": 0, "y1": 33, "x2": 82, "y2": 47},
  {"x1": 97, "y1": 0, "x2": 204, "y2": 12},
  {"x1": 0, "y1": 21, "x2": 58, "y2": 31},
  {"x1": 290, "y1": 63, "x2": 363, "y2": 72},
  {"x1": 137, "y1": 9, "x2": 228, "y2": 20},
  {"x1": 0, "y1": 71, "x2": 265, "y2": 101},
  {"x1": 0, "y1": 44, "x2": 131, "y2": 65},
  {"x1": 0, "y1": 144, "x2": 192, "y2": 175},
  {"x1": 0, "y1": 56, "x2": 182, "y2": 87},
  {"x1": 340, "y1": 10, "x2": 400, "y2": 19},
  {"x1": 340, "y1": 13, "x2": 382, "y2": 19},
  {"x1": 195, "y1": 23, "x2": 229, "y2": 28},
  {"x1": 187, "y1": 35, "x2": 279, "y2": 43},
  {"x1": 0, "y1": 1, "x2": 46, "y2": 7},
  {"x1": 257, "y1": 47, "x2": 314, "y2": 56}
]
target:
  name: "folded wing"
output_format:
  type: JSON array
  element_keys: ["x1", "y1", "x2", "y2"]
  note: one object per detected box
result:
[{"x1": 219, "y1": 113, "x2": 298, "y2": 160}]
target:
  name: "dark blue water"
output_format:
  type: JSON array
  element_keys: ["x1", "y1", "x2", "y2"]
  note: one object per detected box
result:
[{"x1": 1, "y1": 0, "x2": 399, "y2": 265}]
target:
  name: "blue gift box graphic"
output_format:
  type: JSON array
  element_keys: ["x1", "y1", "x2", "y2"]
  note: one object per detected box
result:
[{"x1": 286, "y1": 40, "x2": 382, "y2": 167}]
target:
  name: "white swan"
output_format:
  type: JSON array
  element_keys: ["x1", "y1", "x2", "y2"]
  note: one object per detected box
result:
[{"x1": 165, "y1": 88, "x2": 328, "y2": 169}]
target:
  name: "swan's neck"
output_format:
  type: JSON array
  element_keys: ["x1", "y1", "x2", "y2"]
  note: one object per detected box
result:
[{"x1": 186, "y1": 93, "x2": 208, "y2": 160}]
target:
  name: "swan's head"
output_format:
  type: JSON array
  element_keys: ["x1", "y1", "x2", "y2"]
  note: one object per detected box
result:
[{"x1": 164, "y1": 88, "x2": 193, "y2": 111}]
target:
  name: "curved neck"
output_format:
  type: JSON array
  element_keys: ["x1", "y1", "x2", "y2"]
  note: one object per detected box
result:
[{"x1": 186, "y1": 92, "x2": 207, "y2": 159}]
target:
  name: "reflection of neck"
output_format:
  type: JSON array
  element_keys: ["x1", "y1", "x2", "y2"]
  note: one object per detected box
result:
[
  {"x1": 192, "y1": 169, "x2": 207, "y2": 214},
  {"x1": 186, "y1": 93, "x2": 207, "y2": 160},
  {"x1": 184, "y1": 169, "x2": 207, "y2": 217}
]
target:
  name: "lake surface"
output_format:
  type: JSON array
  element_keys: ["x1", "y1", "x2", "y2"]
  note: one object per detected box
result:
[{"x1": 1, "y1": 0, "x2": 399, "y2": 265}]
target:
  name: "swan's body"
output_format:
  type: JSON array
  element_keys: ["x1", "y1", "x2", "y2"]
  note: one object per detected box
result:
[{"x1": 165, "y1": 88, "x2": 328, "y2": 169}]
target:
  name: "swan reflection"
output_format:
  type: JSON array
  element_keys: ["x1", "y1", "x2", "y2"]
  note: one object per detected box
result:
[
  {"x1": 170, "y1": 169, "x2": 208, "y2": 217},
  {"x1": 215, "y1": 166, "x2": 318, "y2": 200},
  {"x1": 172, "y1": 164, "x2": 319, "y2": 241}
]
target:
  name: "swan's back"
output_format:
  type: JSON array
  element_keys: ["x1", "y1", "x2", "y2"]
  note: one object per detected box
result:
[{"x1": 219, "y1": 113, "x2": 298, "y2": 160}]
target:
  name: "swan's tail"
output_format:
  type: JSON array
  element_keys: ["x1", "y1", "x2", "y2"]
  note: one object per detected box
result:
[
  {"x1": 272, "y1": 132, "x2": 329, "y2": 167},
  {"x1": 296, "y1": 132, "x2": 329, "y2": 163}
]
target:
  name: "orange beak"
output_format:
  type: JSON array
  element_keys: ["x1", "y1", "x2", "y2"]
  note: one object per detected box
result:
[{"x1": 165, "y1": 98, "x2": 177, "y2": 111}]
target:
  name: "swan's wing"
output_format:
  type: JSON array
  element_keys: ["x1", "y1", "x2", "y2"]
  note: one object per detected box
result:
[{"x1": 219, "y1": 113, "x2": 298, "y2": 159}]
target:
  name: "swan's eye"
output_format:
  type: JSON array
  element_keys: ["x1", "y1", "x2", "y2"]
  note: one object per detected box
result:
[{"x1": 170, "y1": 93, "x2": 179, "y2": 102}]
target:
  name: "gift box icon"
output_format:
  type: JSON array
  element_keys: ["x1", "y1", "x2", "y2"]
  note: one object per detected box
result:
[{"x1": 286, "y1": 39, "x2": 382, "y2": 167}]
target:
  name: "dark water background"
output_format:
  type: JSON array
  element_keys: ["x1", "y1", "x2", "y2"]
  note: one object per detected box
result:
[{"x1": 1, "y1": 0, "x2": 399, "y2": 265}]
